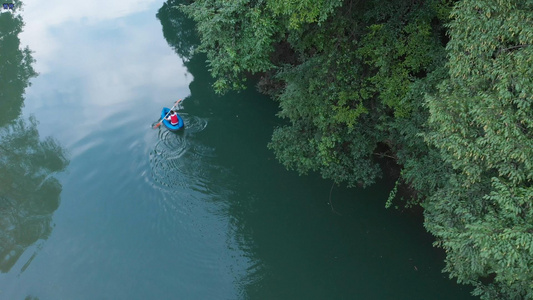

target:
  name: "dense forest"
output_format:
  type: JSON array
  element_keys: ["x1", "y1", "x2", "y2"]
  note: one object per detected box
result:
[{"x1": 173, "y1": 0, "x2": 532, "y2": 298}]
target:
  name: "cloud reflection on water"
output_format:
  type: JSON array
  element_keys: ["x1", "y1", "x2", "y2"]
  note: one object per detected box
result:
[
  {"x1": 20, "y1": 0, "x2": 160, "y2": 72},
  {"x1": 19, "y1": 0, "x2": 193, "y2": 145}
]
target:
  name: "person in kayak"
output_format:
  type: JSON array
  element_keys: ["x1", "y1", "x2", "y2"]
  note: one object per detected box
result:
[{"x1": 165, "y1": 110, "x2": 179, "y2": 126}]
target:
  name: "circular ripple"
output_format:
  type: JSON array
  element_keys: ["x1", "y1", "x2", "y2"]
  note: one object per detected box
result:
[
  {"x1": 179, "y1": 113, "x2": 208, "y2": 134},
  {"x1": 148, "y1": 116, "x2": 213, "y2": 192}
]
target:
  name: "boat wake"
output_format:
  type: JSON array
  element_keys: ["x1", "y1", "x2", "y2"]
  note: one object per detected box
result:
[
  {"x1": 142, "y1": 114, "x2": 247, "y2": 298},
  {"x1": 147, "y1": 115, "x2": 218, "y2": 194},
  {"x1": 179, "y1": 113, "x2": 208, "y2": 133}
]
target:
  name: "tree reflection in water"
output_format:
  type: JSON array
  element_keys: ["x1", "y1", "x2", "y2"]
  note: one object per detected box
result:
[
  {"x1": 0, "y1": 117, "x2": 69, "y2": 273},
  {"x1": 0, "y1": 0, "x2": 36, "y2": 127},
  {"x1": 0, "y1": 3, "x2": 69, "y2": 273},
  {"x1": 156, "y1": 0, "x2": 199, "y2": 63}
]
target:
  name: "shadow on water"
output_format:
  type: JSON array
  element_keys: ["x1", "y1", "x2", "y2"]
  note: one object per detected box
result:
[
  {"x1": 156, "y1": 0, "x2": 199, "y2": 63},
  {"x1": 0, "y1": 2, "x2": 69, "y2": 275}
]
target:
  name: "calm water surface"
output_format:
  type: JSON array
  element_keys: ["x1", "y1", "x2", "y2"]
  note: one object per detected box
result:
[{"x1": 0, "y1": 1, "x2": 475, "y2": 299}]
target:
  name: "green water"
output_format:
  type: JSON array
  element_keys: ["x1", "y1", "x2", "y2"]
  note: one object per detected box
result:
[{"x1": 0, "y1": 1, "x2": 475, "y2": 299}]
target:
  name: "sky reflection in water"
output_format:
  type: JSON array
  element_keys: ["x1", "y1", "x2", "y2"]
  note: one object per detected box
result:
[
  {"x1": 20, "y1": 0, "x2": 193, "y2": 146},
  {"x1": 0, "y1": 1, "x2": 251, "y2": 299}
]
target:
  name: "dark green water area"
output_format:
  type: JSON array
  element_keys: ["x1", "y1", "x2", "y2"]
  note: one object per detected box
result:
[{"x1": 0, "y1": 1, "x2": 474, "y2": 299}]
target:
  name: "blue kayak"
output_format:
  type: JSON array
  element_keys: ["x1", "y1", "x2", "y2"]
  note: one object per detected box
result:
[{"x1": 161, "y1": 107, "x2": 184, "y2": 131}]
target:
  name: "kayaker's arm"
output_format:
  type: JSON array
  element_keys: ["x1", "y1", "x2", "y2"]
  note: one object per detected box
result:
[{"x1": 175, "y1": 99, "x2": 182, "y2": 109}]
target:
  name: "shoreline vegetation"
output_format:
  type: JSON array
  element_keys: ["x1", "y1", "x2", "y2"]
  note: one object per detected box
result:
[{"x1": 174, "y1": 0, "x2": 533, "y2": 298}]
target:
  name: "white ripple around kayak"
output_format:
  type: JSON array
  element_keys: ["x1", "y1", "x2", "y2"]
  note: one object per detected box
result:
[
  {"x1": 179, "y1": 113, "x2": 208, "y2": 134},
  {"x1": 148, "y1": 115, "x2": 212, "y2": 192},
  {"x1": 149, "y1": 130, "x2": 189, "y2": 189}
]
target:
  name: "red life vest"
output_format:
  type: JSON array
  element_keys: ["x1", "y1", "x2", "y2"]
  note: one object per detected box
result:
[{"x1": 170, "y1": 114, "x2": 178, "y2": 125}]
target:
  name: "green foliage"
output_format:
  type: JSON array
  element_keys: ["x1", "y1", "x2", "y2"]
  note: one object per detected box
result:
[
  {"x1": 385, "y1": 177, "x2": 400, "y2": 209},
  {"x1": 356, "y1": 0, "x2": 451, "y2": 204},
  {"x1": 424, "y1": 1, "x2": 533, "y2": 298},
  {"x1": 424, "y1": 176, "x2": 533, "y2": 300},
  {"x1": 358, "y1": 0, "x2": 449, "y2": 118},
  {"x1": 267, "y1": 0, "x2": 343, "y2": 29},
  {"x1": 180, "y1": 0, "x2": 533, "y2": 297},
  {"x1": 181, "y1": 0, "x2": 279, "y2": 93},
  {"x1": 269, "y1": 54, "x2": 381, "y2": 187},
  {"x1": 426, "y1": 0, "x2": 533, "y2": 187},
  {"x1": 182, "y1": 0, "x2": 452, "y2": 192}
]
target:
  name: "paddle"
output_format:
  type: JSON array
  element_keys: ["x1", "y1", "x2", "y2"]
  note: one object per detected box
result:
[{"x1": 153, "y1": 99, "x2": 182, "y2": 129}]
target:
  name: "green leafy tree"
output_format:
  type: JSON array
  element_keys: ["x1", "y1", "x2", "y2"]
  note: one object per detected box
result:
[
  {"x1": 182, "y1": 0, "x2": 452, "y2": 189},
  {"x1": 424, "y1": 1, "x2": 533, "y2": 298},
  {"x1": 266, "y1": 0, "x2": 343, "y2": 29},
  {"x1": 179, "y1": 0, "x2": 533, "y2": 297},
  {"x1": 181, "y1": 0, "x2": 280, "y2": 92}
]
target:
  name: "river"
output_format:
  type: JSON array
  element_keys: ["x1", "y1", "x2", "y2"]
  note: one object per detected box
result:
[{"x1": 0, "y1": 1, "x2": 474, "y2": 299}]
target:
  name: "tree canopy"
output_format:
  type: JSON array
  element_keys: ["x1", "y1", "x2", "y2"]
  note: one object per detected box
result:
[
  {"x1": 424, "y1": 1, "x2": 533, "y2": 298},
  {"x1": 179, "y1": 0, "x2": 533, "y2": 298}
]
